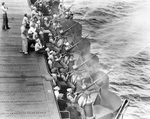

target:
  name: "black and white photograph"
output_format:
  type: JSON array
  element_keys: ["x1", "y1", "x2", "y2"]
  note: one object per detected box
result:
[{"x1": 0, "y1": 0, "x2": 150, "y2": 119}]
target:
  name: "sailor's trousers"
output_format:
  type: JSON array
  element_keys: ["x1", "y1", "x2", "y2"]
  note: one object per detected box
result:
[
  {"x1": 21, "y1": 34, "x2": 28, "y2": 53},
  {"x1": 2, "y1": 13, "x2": 9, "y2": 29}
]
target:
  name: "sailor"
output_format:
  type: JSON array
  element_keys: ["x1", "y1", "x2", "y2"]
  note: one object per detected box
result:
[
  {"x1": 55, "y1": 22, "x2": 62, "y2": 35},
  {"x1": 65, "y1": 11, "x2": 69, "y2": 19},
  {"x1": 68, "y1": 55, "x2": 75, "y2": 71},
  {"x1": 45, "y1": 47, "x2": 51, "y2": 56},
  {"x1": 59, "y1": 62, "x2": 68, "y2": 73},
  {"x1": 35, "y1": 18, "x2": 40, "y2": 30},
  {"x1": 74, "y1": 74, "x2": 86, "y2": 93},
  {"x1": 58, "y1": 3, "x2": 66, "y2": 17},
  {"x1": 20, "y1": 23, "x2": 28, "y2": 55},
  {"x1": 63, "y1": 39, "x2": 72, "y2": 51},
  {"x1": 34, "y1": 0, "x2": 41, "y2": 6},
  {"x1": 67, "y1": 88, "x2": 77, "y2": 103},
  {"x1": 38, "y1": 1, "x2": 44, "y2": 12},
  {"x1": 50, "y1": 21, "x2": 58, "y2": 36},
  {"x1": 77, "y1": 93, "x2": 88, "y2": 107},
  {"x1": 38, "y1": 27, "x2": 45, "y2": 46},
  {"x1": 27, "y1": 23, "x2": 37, "y2": 49},
  {"x1": 31, "y1": 6, "x2": 38, "y2": 18},
  {"x1": 54, "y1": 53, "x2": 63, "y2": 63},
  {"x1": 33, "y1": 16, "x2": 39, "y2": 28},
  {"x1": 47, "y1": 50, "x2": 55, "y2": 69},
  {"x1": 43, "y1": 17, "x2": 51, "y2": 29},
  {"x1": 65, "y1": 42, "x2": 71, "y2": 51},
  {"x1": 38, "y1": 11, "x2": 43, "y2": 17},
  {"x1": 70, "y1": 74, "x2": 77, "y2": 86},
  {"x1": 46, "y1": 48, "x2": 53, "y2": 69},
  {"x1": 48, "y1": 8, "x2": 52, "y2": 16},
  {"x1": 22, "y1": 13, "x2": 29, "y2": 29},
  {"x1": 52, "y1": 22, "x2": 57, "y2": 30},
  {"x1": 47, "y1": 0, "x2": 53, "y2": 7},
  {"x1": 28, "y1": 23, "x2": 36, "y2": 40},
  {"x1": 56, "y1": 36, "x2": 64, "y2": 48},
  {"x1": 56, "y1": 72, "x2": 68, "y2": 100},
  {"x1": 34, "y1": 0, "x2": 42, "y2": 11},
  {"x1": 60, "y1": 73, "x2": 68, "y2": 83},
  {"x1": 45, "y1": 47, "x2": 50, "y2": 54},
  {"x1": 65, "y1": 11, "x2": 74, "y2": 20},
  {"x1": 45, "y1": 1, "x2": 51, "y2": 12},
  {"x1": 55, "y1": 37, "x2": 67, "y2": 55},
  {"x1": 1, "y1": 2, "x2": 10, "y2": 30},
  {"x1": 29, "y1": 16, "x2": 36, "y2": 28},
  {"x1": 54, "y1": 86, "x2": 60, "y2": 100},
  {"x1": 63, "y1": 55, "x2": 70, "y2": 64},
  {"x1": 52, "y1": 54, "x2": 68, "y2": 73},
  {"x1": 52, "y1": 14, "x2": 58, "y2": 23},
  {"x1": 51, "y1": 71, "x2": 58, "y2": 84},
  {"x1": 49, "y1": 33, "x2": 55, "y2": 44},
  {"x1": 34, "y1": 38, "x2": 45, "y2": 54},
  {"x1": 54, "y1": 86, "x2": 64, "y2": 100},
  {"x1": 59, "y1": 29, "x2": 64, "y2": 34},
  {"x1": 48, "y1": 34, "x2": 60, "y2": 52},
  {"x1": 30, "y1": 4, "x2": 35, "y2": 11},
  {"x1": 66, "y1": 74, "x2": 76, "y2": 92}
]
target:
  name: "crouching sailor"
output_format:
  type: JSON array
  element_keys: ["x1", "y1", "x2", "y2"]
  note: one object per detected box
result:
[{"x1": 35, "y1": 38, "x2": 46, "y2": 54}]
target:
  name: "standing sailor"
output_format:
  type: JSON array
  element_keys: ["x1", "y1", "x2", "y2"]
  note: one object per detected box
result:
[
  {"x1": 22, "y1": 13, "x2": 29, "y2": 29},
  {"x1": 1, "y1": 2, "x2": 10, "y2": 30},
  {"x1": 20, "y1": 24, "x2": 28, "y2": 55}
]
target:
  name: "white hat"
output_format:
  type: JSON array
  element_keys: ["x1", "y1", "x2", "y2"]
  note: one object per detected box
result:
[
  {"x1": 37, "y1": 20, "x2": 40, "y2": 24},
  {"x1": 53, "y1": 14, "x2": 57, "y2": 18},
  {"x1": 65, "y1": 42, "x2": 70, "y2": 46},
  {"x1": 31, "y1": 5, "x2": 35, "y2": 10},
  {"x1": 67, "y1": 88, "x2": 72, "y2": 92},
  {"x1": 59, "y1": 30, "x2": 63, "y2": 33},
  {"x1": 45, "y1": 48, "x2": 50, "y2": 52},
  {"x1": 33, "y1": 7, "x2": 37, "y2": 10},
  {"x1": 54, "y1": 86, "x2": 60, "y2": 90},
  {"x1": 66, "y1": 12, "x2": 69, "y2": 14},
  {"x1": 44, "y1": 17, "x2": 48, "y2": 21},
  {"x1": 49, "y1": 51, "x2": 54, "y2": 54},
  {"x1": 48, "y1": 33, "x2": 52, "y2": 36}
]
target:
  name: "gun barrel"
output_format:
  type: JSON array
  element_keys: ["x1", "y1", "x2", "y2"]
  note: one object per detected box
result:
[
  {"x1": 66, "y1": 39, "x2": 84, "y2": 52},
  {"x1": 58, "y1": 4, "x2": 74, "y2": 16},
  {"x1": 114, "y1": 99, "x2": 130, "y2": 119},
  {"x1": 61, "y1": 23, "x2": 77, "y2": 35},
  {"x1": 75, "y1": 52, "x2": 99, "y2": 70},
  {"x1": 66, "y1": 34, "x2": 89, "y2": 52}
]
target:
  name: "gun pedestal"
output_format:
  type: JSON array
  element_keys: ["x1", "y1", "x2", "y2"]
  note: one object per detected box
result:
[{"x1": 84, "y1": 96, "x2": 95, "y2": 119}]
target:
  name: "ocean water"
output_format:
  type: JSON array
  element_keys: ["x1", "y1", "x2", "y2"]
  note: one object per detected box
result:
[{"x1": 63, "y1": 0, "x2": 150, "y2": 119}]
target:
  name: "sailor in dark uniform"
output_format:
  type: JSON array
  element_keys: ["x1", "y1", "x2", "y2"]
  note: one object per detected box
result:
[{"x1": 1, "y1": 2, "x2": 10, "y2": 30}]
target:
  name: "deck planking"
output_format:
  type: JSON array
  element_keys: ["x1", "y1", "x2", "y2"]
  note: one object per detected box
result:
[{"x1": 0, "y1": 0, "x2": 61, "y2": 119}]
